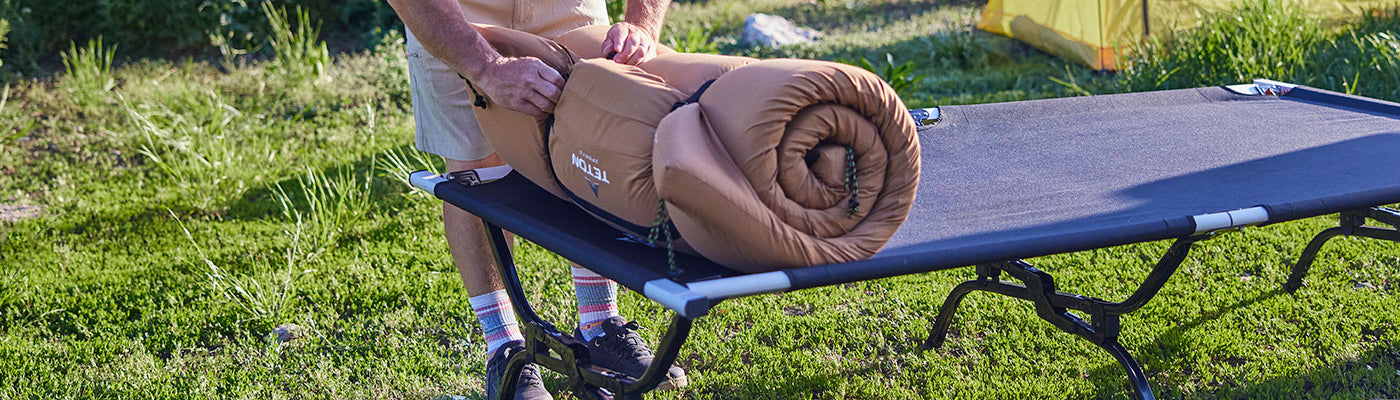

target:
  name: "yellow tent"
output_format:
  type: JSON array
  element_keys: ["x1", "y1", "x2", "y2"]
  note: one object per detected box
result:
[{"x1": 979, "y1": 0, "x2": 1396, "y2": 70}]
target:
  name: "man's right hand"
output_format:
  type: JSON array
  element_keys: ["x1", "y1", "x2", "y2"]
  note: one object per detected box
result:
[{"x1": 474, "y1": 56, "x2": 566, "y2": 119}]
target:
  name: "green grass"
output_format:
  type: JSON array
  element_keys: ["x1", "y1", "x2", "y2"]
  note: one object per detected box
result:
[{"x1": 2, "y1": 0, "x2": 1399, "y2": 399}]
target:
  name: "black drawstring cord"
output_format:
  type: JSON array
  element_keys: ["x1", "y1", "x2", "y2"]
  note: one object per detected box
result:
[
  {"x1": 457, "y1": 74, "x2": 488, "y2": 109},
  {"x1": 845, "y1": 146, "x2": 860, "y2": 218}
]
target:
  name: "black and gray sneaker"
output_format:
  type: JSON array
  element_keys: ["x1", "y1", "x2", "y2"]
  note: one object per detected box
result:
[
  {"x1": 578, "y1": 317, "x2": 689, "y2": 391},
  {"x1": 485, "y1": 341, "x2": 553, "y2": 400}
]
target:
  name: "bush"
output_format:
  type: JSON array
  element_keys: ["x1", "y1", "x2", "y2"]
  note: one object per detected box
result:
[{"x1": 0, "y1": 0, "x2": 402, "y2": 78}]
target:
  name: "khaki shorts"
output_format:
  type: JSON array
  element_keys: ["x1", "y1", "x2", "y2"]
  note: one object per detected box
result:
[
  {"x1": 405, "y1": 0, "x2": 607, "y2": 162},
  {"x1": 407, "y1": 29, "x2": 496, "y2": 162}
]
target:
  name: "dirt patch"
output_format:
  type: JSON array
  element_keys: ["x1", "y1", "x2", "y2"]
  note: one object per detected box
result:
[{"x1": 0, "y1": 203, "x2": 43, "y2": 222}]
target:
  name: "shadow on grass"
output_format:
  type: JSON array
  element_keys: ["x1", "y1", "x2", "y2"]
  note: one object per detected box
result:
[{"x1": 1081, "y1": 285, "x2": 1400, "y2": 399}]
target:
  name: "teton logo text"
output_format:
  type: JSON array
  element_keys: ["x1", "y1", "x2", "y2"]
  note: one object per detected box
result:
[{"x1": 572, "y1": 151, "x2": 610, "y2": 197}]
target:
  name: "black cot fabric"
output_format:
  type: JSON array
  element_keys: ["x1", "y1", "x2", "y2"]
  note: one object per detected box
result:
[
  {"x1": 432, "y1": 174, "x2": 740, "y2": 292},
  {"x1": 433, "y1": 85, "x2": 1400, "y2": 293},
  {"x1": 827, "y1": 85, "x2": 1400, "y2": 289}
]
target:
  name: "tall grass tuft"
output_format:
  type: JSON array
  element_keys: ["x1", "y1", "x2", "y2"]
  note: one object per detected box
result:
[
  {"x1": 1120, "y1": 0, "x2": 1325, "y2": 91},
  {"x1": 1119, "y1": 0, "x2": 1400, "y2": 101},
  {"x1": 262, "y1": 2, "x2": 330, "y2": 83},
  {"x1": 0, "y1": 84, "x2": 35, "y2": 146},
  {"x1": 174, "y1": 210, "x2": 316, "y2": 324},
  {"x1": 60, "y1": 38, "x2": 117, "y2": 101},
  {"x1": 126, "y1": 90, "x2": 254, "y2": 210},
  {"x1": 271, "y1": 166, "x2": 374, "y2": 253},
  {"x1": 377, "y1": 147, "x2": 441, "y2": 193}
]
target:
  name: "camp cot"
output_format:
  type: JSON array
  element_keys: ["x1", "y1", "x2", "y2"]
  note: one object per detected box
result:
[{"x1": 411, "y1": 77, "x2": 1400, "y2": 399}]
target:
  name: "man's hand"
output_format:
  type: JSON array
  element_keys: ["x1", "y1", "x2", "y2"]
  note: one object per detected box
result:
[
  {"x1": 474, "y1": 56, "x2": 566, "y2": 118},
  {"x1": 601, "y1": 22, "x2": 658, "y2": 65}
]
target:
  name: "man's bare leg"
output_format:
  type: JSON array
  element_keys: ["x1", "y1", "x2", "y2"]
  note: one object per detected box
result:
[{"x1": 443, "y1": 154, "x2": 512, "y2": 296}]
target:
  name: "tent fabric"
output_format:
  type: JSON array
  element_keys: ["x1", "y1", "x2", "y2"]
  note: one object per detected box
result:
[
  {"x1": 980, "y1": 0, "x2": 1398, "y2": 70},
  {"x1": 465, "y1": 24, "x2": 921, "y2": 271}
]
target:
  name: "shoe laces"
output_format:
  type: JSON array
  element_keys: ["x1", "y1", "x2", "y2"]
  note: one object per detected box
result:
[
  {"x1": 517, "y1": 363, "x2": 544, "y2": 387},
  {"x1": 599, "y1": 321, "x2": 652, "y2": 360}
]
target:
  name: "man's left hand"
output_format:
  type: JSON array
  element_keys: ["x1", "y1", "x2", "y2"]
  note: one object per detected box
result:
[{"x1": 601, "y1": 22, "x2": 658, "y2": 65}]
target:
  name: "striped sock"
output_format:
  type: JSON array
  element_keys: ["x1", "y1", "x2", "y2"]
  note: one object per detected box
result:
[
  {"x1": 572, "y1": 266, "x2": 620, "y2": 341},
  {"x1": 469, "y1": 290, "x2": 524, "y2": 355}
]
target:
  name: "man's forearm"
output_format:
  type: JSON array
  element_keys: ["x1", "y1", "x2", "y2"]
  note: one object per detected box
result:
[
  {"x1": 386, "y1": 0, "x2": 499, "y2": 81},
  {"x1": 624, "y1": 0, "x2": 670, "y2": 38}
]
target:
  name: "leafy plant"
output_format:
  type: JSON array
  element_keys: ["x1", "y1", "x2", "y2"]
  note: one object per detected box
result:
[
  {"x1": 262, "y1": 2, "x2": 330, "y2": 83},
  {"x1": 0, "y1": 18, "x2": 9, "y2": 69},
  {"x1": 665, "y1": 26, "x2": 718, "y2": 54},
  {"x1": 846, "y1": 53, "x2": 926, "y2": 97}
]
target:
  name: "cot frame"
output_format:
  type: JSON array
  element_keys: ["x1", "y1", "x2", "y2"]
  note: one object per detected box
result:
[
  {"x1": 423, "y1": 172, "x2": 1398, "y2": 400},
  {"x1": 407, "y1": 79, "x2": 1400, "y2": 400}
]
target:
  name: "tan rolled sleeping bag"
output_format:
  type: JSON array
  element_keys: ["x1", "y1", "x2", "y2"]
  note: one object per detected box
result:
[
  {"x1": 468, "y1": 24, "x2": 579, "y2": 199},
  {"x1": 654, "y1": 60, "x2": 920, "y2": 271},
  {"x1": 467, "y1": 25, "x2": 919, "y2": 272}
]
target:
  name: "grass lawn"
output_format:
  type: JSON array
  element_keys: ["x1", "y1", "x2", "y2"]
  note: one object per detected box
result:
[{"x1": 2, "y1": 0, "x2": 1399, "y2": 398}]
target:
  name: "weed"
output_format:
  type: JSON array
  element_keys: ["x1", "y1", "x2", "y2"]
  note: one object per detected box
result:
[
  {"x1": 270, "y1": 166, "x2": 373, "y2": 253},
  {"x1": 376, "y1": 147, "x2": 441, "y2": 192},
  {"x1": 173, "y1": 209, "x2": 316, "y2": 323},
  {"x1": 1119, "y1": 0, "x2": 1326, "y2": 91},
  {"x1": 1048, "y1": 65, "x2": 1094, "y2": 97},
  {"x1": 262, "y1": 2, "x2": 330, "y2": 83},
  {"x1": 922, "y1": 19, "x2": 1004, "y2": 68},
  {"x1": 60, "y1": 38, "x2": 117, "y2": 102},
  {"x1": 844, "y1": 53, "x2": 926, "y2": 97},
  {"x1": 126, "y1": 90, "x2": 251, "y2": 210},
  {"x1": 0, "y1": 18, "x2": 9, "y2": 70},
  {"x1": 666, "y1": 26, "x2": 719, "y2": 54},
  {"x1": 0, "y1": 84, "x2": 34, "y2": 147}
]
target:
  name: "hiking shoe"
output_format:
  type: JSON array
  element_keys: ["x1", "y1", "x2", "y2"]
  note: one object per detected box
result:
[
  {"x1": 578, "y1": 317, "x2": 688, "y2": 390},
  {"x1": 485, "y1": 341, "x2": 553, "y2": 400}
]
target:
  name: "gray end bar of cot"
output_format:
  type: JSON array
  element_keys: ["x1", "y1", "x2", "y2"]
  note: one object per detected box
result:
[{"x1": 410, "y1": 170, "x2": 447, "y2": 196}]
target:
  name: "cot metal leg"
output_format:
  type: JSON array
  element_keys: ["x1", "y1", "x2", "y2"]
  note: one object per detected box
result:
[
  {"x1": 923, "y1": 236, "x2": 1206, "y2": 400},
  {"x1": 1285, "y1": 207, "x2": 1400, "y2": 292},
  {"x1": 481, "y1": 222, "x2": 695, "y2": 400}
]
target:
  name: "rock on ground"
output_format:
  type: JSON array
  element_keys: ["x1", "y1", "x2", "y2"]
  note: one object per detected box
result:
[
  {"x1": 0, "y1": 203, "x2": 42, "y2": 223},
  {"x1": 741, "y1": 13, "x2": 821, "y2": 48},
  {"x1": 273, "y1": 323, "x2": 308, "y2": 343}
]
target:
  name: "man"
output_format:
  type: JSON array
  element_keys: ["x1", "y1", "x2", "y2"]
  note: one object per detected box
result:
[{"x1": 382, "y1": 0, "x2": 684, "y2": 398}]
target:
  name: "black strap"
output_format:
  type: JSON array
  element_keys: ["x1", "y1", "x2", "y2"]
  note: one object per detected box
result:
[
  {"x1": 458, "y1": 74, "x2": 488, "y2": 109},
  {"x1": 672, "y1": 79, "x2": 717, "y2": 111},
  {"x1": 557, "y1": 181, "x2": 682, "y2": 242}
]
